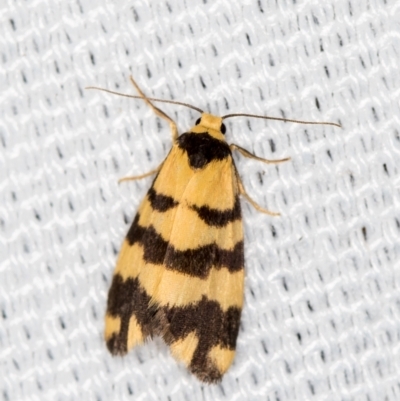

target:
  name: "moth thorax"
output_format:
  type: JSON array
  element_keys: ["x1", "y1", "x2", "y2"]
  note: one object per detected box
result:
[{"x1": 200, "y1": 113, "x2": 223, "y2": 132}]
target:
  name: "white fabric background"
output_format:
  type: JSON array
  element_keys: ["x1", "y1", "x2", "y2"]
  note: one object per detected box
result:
[{"x1": 1, "y1": 0, "x2": 399, "y2": 400}]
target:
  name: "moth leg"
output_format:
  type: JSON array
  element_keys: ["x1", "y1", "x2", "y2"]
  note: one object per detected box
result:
[
  {"x1": 129, "y1": 76, "x2": 178, "y2": 141},
  {"x1": 118, "y1": 165, "x2": 161, "y2": 184},
  {"x1": 236, "y1": 172, "x2": 280, "y2": 216},
  {"x1": 230, "y1": 144, "x2": 290, "y2": 164}
]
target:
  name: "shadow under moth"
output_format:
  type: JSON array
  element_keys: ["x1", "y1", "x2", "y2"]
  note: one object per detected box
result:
[{"x1": 88, "y1": 77, "x2": 340, "y2": 383}]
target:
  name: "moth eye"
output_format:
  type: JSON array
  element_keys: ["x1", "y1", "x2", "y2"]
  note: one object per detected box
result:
[
  {"x1": 195, "y1": 118, "x2": 201, "y2": 125},
  {"x1": 220, "y1": 123, "x2": 226, "y2": 134}
]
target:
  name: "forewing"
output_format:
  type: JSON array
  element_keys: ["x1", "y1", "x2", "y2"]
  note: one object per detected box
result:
[
  {"x1": 105, "y1": 145, "x2": 191, "y2": 354},
  {"x1": 146, "y1": 156, "x2": 245, "y2": 383}
]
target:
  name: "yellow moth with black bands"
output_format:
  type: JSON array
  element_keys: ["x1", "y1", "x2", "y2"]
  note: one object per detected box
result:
[{"x1": 88, "y1": 77, "x2": 341, "y2": 383}]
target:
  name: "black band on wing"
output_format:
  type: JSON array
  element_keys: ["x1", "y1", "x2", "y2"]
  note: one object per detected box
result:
[
  {"x1": 106, "y1": 275, "x2": 155, "y2": 354},
  {"x1": 162, "y1": 296, "x2": 241, "y2": 349},
  {"x1": 191, "y1": 196, "x2": 241, "y2": 227},
  {"x1": 161, "y1": 296, "x2": 241, "y2": 382},
  {"x1": 126, "y1": 215, "x2": 244, "y2": 278},
  {"x1": 147, "y1": 187, "x2": 178, "y2": 212}
]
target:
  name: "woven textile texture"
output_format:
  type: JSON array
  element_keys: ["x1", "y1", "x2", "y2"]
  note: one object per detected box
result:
[{"x1": 1, "y1": 0, "x2": 400, "y2": 400}]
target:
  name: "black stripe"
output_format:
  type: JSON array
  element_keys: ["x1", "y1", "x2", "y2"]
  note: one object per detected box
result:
[
  {"x1": 147, "y1": 187, "x2": 178, "y2": 212},
  {"x1": 191, "y1": 196, "x2": 241, "y2": 227},
  {"x1": 126, "y1": 216, "x2": 169, "y2": 264},
  {"x1": 160, "y1": 296, "x2": 241, "y2": 382},
  {"x1": 126, "y1": 214, "x2": 142, "y2": 244},
  {"x1": 177, "y1": 132, "x2": 231, "y2": 169},
  {"x1": 126, "y1": 216, "x2": 244, "y2": 278},
  {"x1": 106, "y1": 275, "x2": 156, "y2": 355},
  {"x1": 161, "y1": 297, "x2": 240, "y2": 349},
  {"x1": 164, "y1": 240, "x2": 244, "y2": 277}
]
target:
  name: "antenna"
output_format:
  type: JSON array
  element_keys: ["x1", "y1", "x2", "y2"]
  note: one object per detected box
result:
[
  {"x1": 85, "y1": 86, "x2": 204, "y2": 114},
  {"x1": 222, "y1": 113, "x2": 341, "y2": 128}
]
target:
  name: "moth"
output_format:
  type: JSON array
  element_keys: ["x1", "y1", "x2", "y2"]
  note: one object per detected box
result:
[{"x1": 88, "y1": 77, "x2": 340, "y2": 383}]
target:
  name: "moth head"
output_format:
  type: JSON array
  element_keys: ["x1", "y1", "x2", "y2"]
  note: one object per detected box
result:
[{"x1": 195, "y1": 113, "x2": 227, "y2": 136}]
